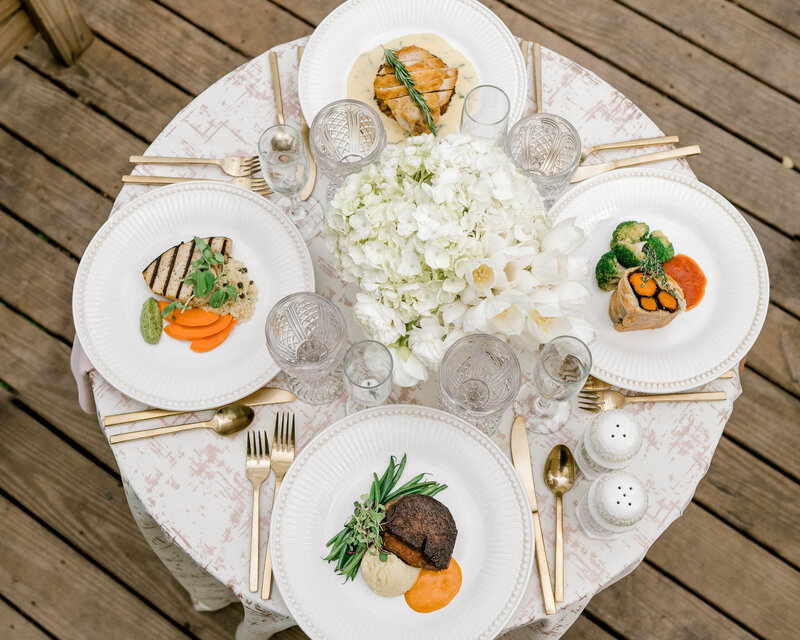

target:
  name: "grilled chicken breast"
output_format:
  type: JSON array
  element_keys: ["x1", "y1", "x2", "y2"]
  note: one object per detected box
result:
[
  {"x1": 374, "y1": 46, "x2": 458, "y2": 135},
  {"x1": 141, "y1": 237, "x2": 232, "y2": 303},
  {"x1": 381, "y1": 494, "x2": 457, "y2": 571}
]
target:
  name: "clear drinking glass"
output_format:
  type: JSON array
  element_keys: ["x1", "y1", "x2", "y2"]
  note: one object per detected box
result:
[
  {"x1": 515, "y1": 335, "x2": 592, "y2": 434},
  {"x1": 505, "y1": 114, "x2": 581, "y2": 207},
  {"x1": 265, "y1": 292, "x2": 346, "y2": 405},
  {"x1": 459, "y1": 85, "x2": 510, "y2": 146},
  {"x1": 439, "y1": 334, "x2": 521, "y2": 436},
  {"x1": 343, "y1": 340, "x2": 393, "y2": 412},
  {"x1": 309, "y1": 99, "x2": 386, "y2": 201},
  {"x1": 258, "y1": 124, "x2": 319, "y2": 242}
]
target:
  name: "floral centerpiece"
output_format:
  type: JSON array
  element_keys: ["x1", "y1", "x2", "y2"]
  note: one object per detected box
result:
[{"x1": 323, "y1": 134, "x2": 594, "y2": 386}]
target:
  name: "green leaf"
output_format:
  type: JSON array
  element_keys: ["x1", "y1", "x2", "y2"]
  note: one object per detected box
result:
[
  {"x1": 208, "y1": 288, "x2": 227, "y2": 308},
  {"x1": 194, "y1": 236, "x2": 208, "y2": 252},
  {"x1": 213, "y1": 251, "x2": 224, "y2": 262},
  {"x1": 223, "y1": 284, "x2": 237, "y2": 297},
  {"x1": 379, "y1": 552, "x2": 388, "y2": 562}
]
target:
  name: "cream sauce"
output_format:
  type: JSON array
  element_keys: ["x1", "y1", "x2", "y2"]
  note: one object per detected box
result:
[{"x1": 346, "y1": 33, "x2": 479, "y2": 144}]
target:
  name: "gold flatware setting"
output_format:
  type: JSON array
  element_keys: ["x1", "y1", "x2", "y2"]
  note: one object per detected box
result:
[
  {"x1": 582, "y1": 372, "x2": 733, "y2": 392},
  {"x1": 121, "y1": 173, "x2": 273, "y2": 195},
  {"x1": 580, "y1": 135, "x2": 679, "y2": 162},
  {"x1": 269, "y1": 51, "x2": 285, "y2": 126},
  {"x1": 578, "y1": 389, "x2": 727, "y2": 412},
  {"x1": 108, "y1": 404, "x2": 254, "y2": 444},
  {"x1": 571, "y1": 144, "x2": 701, "y2": 182},
  {"x1": 246, "y1": 430, "x2": 271, "y2": 592},
  {"x1": 129, "y1": 154, "x2": 260, "y2": 177},
  {"x1": 543, "y1": 445, "x2": 576, "y2": 603},
  {"x1": 261, "y1": 412, "x2": 296, "y2": 599},
  {"x1": 103, "y1": 387, "x2": 296, "y2": 427},
  {"x1": 297, "y1": 45, "x2": 316, "y2": 201}
]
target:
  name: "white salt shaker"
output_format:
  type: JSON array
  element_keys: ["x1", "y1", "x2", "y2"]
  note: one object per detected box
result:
[
  {"x1": 576, "y1": 471, "x2": 648, "y2": 539},
  {"x1": 575, "y1": 410, "x2": 642, "y2": 479}
]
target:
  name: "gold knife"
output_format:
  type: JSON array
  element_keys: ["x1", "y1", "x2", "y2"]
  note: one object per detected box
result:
[
  {"x1": 510, "y1": 415, "x2": 557, "y2": 615},
  {"x1": 571, "y1": 145, "x2": 701, "y2": 183},
  {"x1": 269, "y1": 51, "x2": 285, "y2": 125},
  {"x1": 103, "y1": 388, "x2": 296, "y2": 426},
  {"x1": 297, "y1": 45, "x2": 316, "y2": 201}
]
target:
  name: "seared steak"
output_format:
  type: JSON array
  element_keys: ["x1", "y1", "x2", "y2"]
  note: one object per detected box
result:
[{"x1": 381, "y1": 494, "x2": 457, "y2": 571}]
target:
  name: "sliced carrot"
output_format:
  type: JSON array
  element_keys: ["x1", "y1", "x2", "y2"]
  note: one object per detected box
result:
[
  {"x1": 657, "y1": 290, "x2": 678, "y2": 311},
  {"x1": 158, "y1": 300, "x2": 219, "y2": 327},
  {"x1": 164, "y1": 315, "x2": 233, "y2": 340},
  {"x1": 640, "y1": 297, "x2": 658, "y2": 311},
  {"x1": 191, "y1": 319, "x2": 236, "y2": 352},
  {"x1": 629, "y1": 271, "x2": 657, "y2": 297}
]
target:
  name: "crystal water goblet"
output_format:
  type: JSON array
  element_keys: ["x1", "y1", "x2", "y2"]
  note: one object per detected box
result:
[
  {"x1": 265, "y1": 292, "x2": 346, "y2": 405},
  {"x1": 460, "y1": 85, "x2": 510, "y2": 146},
  {"x1": 343, "y1": 340, "x2": 393, "y2": 412},
  {"x1": 258, "y1": 124, "x2": 320, "y2": 242},
  {"x1": 438, "y1": 334, "x2": 521, "y2": 436},
  {"x1": 309, "y1": 99, "x2": 386, "y2": 202},
  {"x1": 515, "y1": 335, "x2": 592, "y2": 434},
  {"x1": 505, "y1": 114, "x2": 581, "y2": 208}
]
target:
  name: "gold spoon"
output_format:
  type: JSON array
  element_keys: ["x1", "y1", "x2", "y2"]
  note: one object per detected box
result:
[
  {"x1": 544, "y1": 444, "x2": 576, "y2": 603},
  {"x1": 108, "y1": 405, "x2": 255, "y2": 444}
]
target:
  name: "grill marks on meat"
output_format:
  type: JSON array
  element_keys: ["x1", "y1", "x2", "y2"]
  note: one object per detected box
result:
[
  {"x1": 381, "y1": 494, "x2": 457, "y2": 571},
  {"x1": 374, "y1": 46, "x2": 458, "y2": 135},
  {"x1": 142, "y1": 237, "x2": 232, "y2": 303}
]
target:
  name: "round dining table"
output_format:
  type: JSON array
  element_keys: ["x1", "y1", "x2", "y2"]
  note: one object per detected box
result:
[{"x1": 73, "y1": 35, "x2": 742, "y2": 640}]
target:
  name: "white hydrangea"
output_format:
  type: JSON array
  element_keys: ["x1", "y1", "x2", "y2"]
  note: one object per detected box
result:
[{"x1": 324, "y1": 133, "x2": 594, "y2": 386}]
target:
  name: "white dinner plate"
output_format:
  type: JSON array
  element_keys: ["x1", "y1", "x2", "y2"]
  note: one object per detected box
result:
[
  {"x1": 73, "y1": 182, "x2": 314, "y2": 410},
  {"x1": 549, "y1": 168, "x2": 769, "y2": 392},
  {"x1": 298, "y1": 0, "x2": 526, "y2": 127},
  {"x1": 271, "y1": 405, "x2": 534, "y2": 640}
]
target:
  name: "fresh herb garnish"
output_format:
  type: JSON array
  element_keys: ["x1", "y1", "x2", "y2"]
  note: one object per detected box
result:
[
  {"x1": 382, "y1": 48, "x2": 438, "y2": 136},
  {"x1": 640, "y1": 243, "x2": 677, "y2": 296},
  {"x1": 323, "y1": 454, "x2": 447, "y2": 581}
]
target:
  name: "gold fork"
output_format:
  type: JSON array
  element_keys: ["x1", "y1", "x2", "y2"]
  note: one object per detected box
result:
[
  {"x1": 583, "y1": 371, "x2": 734, "y2": 391},
  {"x1": 578, "y1": 389, "x2": 727, "y2": 412},
  {"x1": 130, "y1": 154, "x2": 259, "y2": 177},
  {"x1": 121, "y1": 174, "x2": 273, "y2": 196},
  {"x1": 580, "y1": 136, "x2": 680, "y2": 162},
  {"x1": 245, "y1": 430, "x2": 271, "y2": 592},
  {"x1": 261, "y1": 412, "x2": 295, "y2": 599}
]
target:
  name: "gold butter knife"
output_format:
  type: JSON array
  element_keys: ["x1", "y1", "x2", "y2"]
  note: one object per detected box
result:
[
  {"x1": 297, "y1": 45, "x2": 316, "y2": 201},
  {"x1": 571, "y1": 145, "x2": 701, "y2": 183},
  {"x1": 511, "y1": 415, "x2": 557, "y2": 615},
  {"x1": 269, "y1": 51, "x2": 285, "y2": 125},
  {"x1": 103, "y1": 387, "x2": 295, "y2": 426}
]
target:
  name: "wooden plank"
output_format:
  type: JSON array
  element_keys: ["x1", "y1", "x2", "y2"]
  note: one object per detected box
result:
[
  {"x1": 79, "y1": 0, "x2": 246, "y2": 95},
  {"x1": 503, "y1": 0, "x2": 800, "y2": 163},
  {"x1": 747, "y1": 305, "x2": 800, "y2": 397},
  {"x1": 695, "y1": 437, "x2": 800, "y2": 565},
  {"x1": 624, "y1": 0, "x2": 800, "y2": 100},
  {"x1": 280, "y1": 0, "x2": 800, "y2": 236},
  {"x1": 0, "y1": 392, "x2": 242, "y2": 640},
  {"x1": 0, "y1": 0, "x2": 21, "y2": 24},
  {"x1": 587, "y1": 560, "x2": 757, "y2": 639},
  {"x1": 160, "y1": 0, "x2": 310, "y2": 58},
  {"x1": 503, "y1": 615, "x2": 616, "y2": 640},
  {"x1": 0, "y1": 599, "x2": 51, "y2": 640},
  {"x1": 0, "y1": 60, "x2": 140, "y2": 196},
  {"x1": 1, "y1": 214, "x2": 76, "y2": 337},
  {"x1": 734, "y1": 0, "x2": 800, "y2": 38},
  {"x1": 0, "y1": 128, "x2": 110, "y2": 257},
  {"x1": 0, "y1": 303, "x2": 117, "y2": 470},
  {"x1": 18, "y1": 33, "x2": 190, "y2": 140},
  {"x1": 0, "y1": 8, "x2": 36, "y2": 68},
  {"x1": 726, "y1": 368, "x2": 800, "y2": 479},
  {"x1": 0, "y1": 495, "x2": 190, "y2": 639},
  {"x1": 21, "y1": 0, "x2": 92, "y2": 65},
  {"x1": 646, "y1": 503, "x2": 800, "y2": 639}
]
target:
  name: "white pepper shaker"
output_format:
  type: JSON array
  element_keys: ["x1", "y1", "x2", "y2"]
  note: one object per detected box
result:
[
  {"x1": 575, "y1": 410, "x2": 642, "y2": 479},
  {"x1": 576, "y1": 471, "x2": 648, "y2": 539}
]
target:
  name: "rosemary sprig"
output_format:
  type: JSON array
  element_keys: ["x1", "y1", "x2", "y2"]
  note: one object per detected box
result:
[
  {"x1": 383, "y1": 48, "x2": 438, "y2": 136},
  {"x1": 640, "y1": 243, "x2": 677, "y2": 296},
  {"x1": 323, "y1": 454, "x2": 447, "y2": 581}
]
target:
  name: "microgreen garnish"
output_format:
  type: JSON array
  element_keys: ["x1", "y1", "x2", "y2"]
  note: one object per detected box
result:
[
  {"x1": 175, "y1": 236, "x2": 236, "y2": 310},
  {"x1": 323, "y1": 454, "x2": 447, "y2": 581},
  {"x1": 383, "y1": 48, "x2": 438, "y2": 136},
  {"x1": 640, "y1": 244, "x2": 677, "y2": 296}
]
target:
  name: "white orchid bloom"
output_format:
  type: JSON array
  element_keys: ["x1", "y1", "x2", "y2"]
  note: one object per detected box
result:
[
  {"x1": 408, "y1": 317, "x2": 447, "y2": 369},
  {"x1": 541, "y1": 217, "x2": 586, "y2": 253},
  {"x1": 389, "y1": 345, "x2": 428, "y2": 387}
]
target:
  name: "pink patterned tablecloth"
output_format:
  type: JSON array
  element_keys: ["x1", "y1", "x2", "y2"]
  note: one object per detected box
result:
[{"x1": 73, "y1": 36, "x2": 741, "y2": 639}]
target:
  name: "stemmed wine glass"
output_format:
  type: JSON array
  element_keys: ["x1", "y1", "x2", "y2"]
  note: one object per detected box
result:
[
  {"x1": 258, "y1": 124, "x2": 321, "y2": 242},
  {"x1": 265, "y1": 292, "x2": 346, "y2": 405},
  {"x1": 515, "y1": 335, "x2": 592, "y2": 434}
]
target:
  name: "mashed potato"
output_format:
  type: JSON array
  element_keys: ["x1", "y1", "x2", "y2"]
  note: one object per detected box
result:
[{"x1": 360, "y1": 547, "x2": 420, "y2": 597}]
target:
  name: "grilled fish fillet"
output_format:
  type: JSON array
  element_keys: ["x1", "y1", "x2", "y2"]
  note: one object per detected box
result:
[
  {"x1": 141, "y1": 237, "x2": 232, "y2": 303},
  {"x1": 374, "y1": 46, "x2": 458, "y2": 135},
  {"x1": 381, "y1": 494, "x2": 457, "y2": 571}
]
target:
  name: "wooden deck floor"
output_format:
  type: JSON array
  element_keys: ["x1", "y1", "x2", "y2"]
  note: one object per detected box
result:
[{"x1": 1, "y1": 1, "x2": 798, "y2": 638}]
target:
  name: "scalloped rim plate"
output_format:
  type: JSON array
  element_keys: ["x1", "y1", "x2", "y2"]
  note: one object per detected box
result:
[
  {"x1": 549, "y1": 168, "x2": 769, "y2": 392},
  {"x1": 72, "y1": 182, "x2": 314, "y2": 410},
  {"x1": 271, "y1": 405, "x2": 534, "y2": 640}
]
